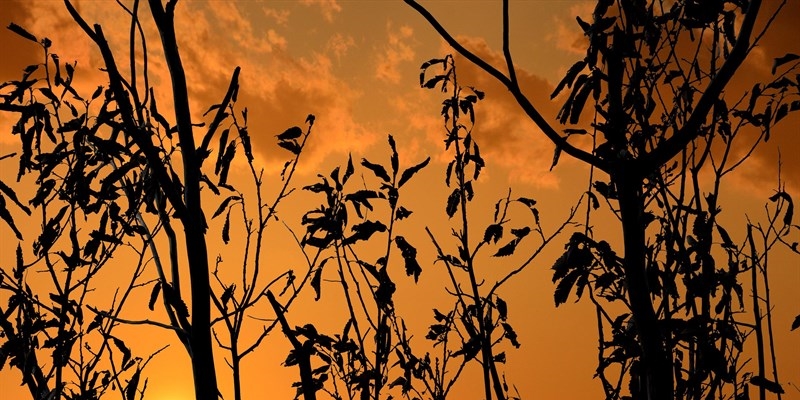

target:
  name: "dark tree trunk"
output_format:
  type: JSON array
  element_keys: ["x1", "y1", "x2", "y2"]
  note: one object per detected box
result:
[{"x1": 616, "y1": 170, "x2": 672, "y2": 400}]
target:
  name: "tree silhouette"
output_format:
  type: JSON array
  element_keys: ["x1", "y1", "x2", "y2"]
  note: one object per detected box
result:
[
  {"x1": 2, "y1": 1, "x2": 799, "y2": 400},
  {"x1": 406, "y1": 0, "x2": 799, "y2": 399}
]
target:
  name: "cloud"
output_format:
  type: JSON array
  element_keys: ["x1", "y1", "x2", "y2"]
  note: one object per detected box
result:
[
  {"x1": 375, "y1": 23, "x2": 416, "y2": 84},
  {"x1": 263, "y1": 7, "x2": 290, "y2": 27},
  {"x1": 326, "y1": 32, "x2": 356, "y2": 61},
  {"x1": 545, "y1": 1, "x2": 593, "y2": 57},
  {"x1": 300, "y1": 0, "x2": 342, "y2": 23},
  {"x1": 2, "y1": 1, "x2": 372, "y2": 174}
]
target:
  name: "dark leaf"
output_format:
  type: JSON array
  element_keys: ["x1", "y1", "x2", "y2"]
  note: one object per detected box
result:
[
  {"x1": 125, "y1": 368, "x2": 141, "y2": 400},
  {"x1": 772, "y1": 53, "x2": 800, "y2": 75},
  {"x1": 551, "y1": 60, "x2": 586, "y2": 99},
  {"x1": 212, "y1": 195, "x2": 241, "y2": 219},
  {"x1": 501, "y1": 323, "x2": 521, "y2": 348},
  {"x1": 361, "y1": 158, "x2": 390, "y2": 182},
  {"x1": 388, "y1": 135, "x2": 399, "y2": 176},
  {"x1": 7, "y1": 23, "x2": 38, "y2": 42},
  {"x1": 750, "y1": 376, "x2": 784, "y2": 394},
  {"x1": 511, "y1": 226, "x2": 531, "y2": 239},
  {"x1": 395, "y1": 236, "x2": 422, "y2": 282},
  {"x1": 496, "y1": 297, "x2": 508, "y2": 320},
  {"x1": 278, "y1": 140, "x2": 301, "y2": 155},
  {"x1": 148, "y1": 281, "x2": 161, "y2": 311},
  {"x1": 517, "y1": 197, "x2": 537, "y2": 208},
  {"x1": 791, "y1": 314, "x2": 800, "y2": 331},
  {"x1": 277, "y1": 126, "x2": 303, "y2": 141},
  {"x1": 221, "y1": 284, "x2": 235, "y2": 307},
  {"x1": 550, "y1": 145, "x2": 562, "y2": 171},
  {"x1": 0, "y1": 195, "x2": 23, "y2": 240},
  {"x1": 493, "y1": 239, "x2": 519, "y2": 257},
  {"x1": 446, "y1": 188, "x2": 460, "y2": 218},
  {"x1": 342, "y1": 154, "x2": 355, "y2": 186},
  {"x1": 395, "y1": 206, "x2": 412, "y2": 220},
  {"x1": 311, "y1": 259, "x2": 328, "y2": 301},
  {"x1": 483, "y1": 223, "x2": 503, "y2": 244},
  {"x1": 111, "y1": 336, "x2": 132, "y2": 368},
  {"x1": 222, "y1": 211, "x2": 231, "y2": 244},
  {"x1": 398, "y1": 157, "x2": 430, "y2": 188}
]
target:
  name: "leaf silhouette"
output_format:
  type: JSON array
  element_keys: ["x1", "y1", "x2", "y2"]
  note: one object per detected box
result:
[
  {"x1": 148, "y1": 281, "x2": 161, "y2": 311},
  {"x1": 398, "y1": 157, "x2": 430, "y2": 188},
  {"x1": 493, "y1": 239, "x2": 519, "y2": 257},
  {"x1": 483, "y1": 223, "x2": 503, "y2": 244},
  {"x1": 772, "y1": 53, "x2": 800, "y2": 74},
  {"x1": 277, "y1": 126, "x2": 303, "y2": 140},
  {"x1": 446, "y1": 188, "x2": 460, "y2": 218},
  {"x1": 361, "y1": 158, "x2": 390, "y2": 182},
  {"x1": 7, "y1": 23, "x2": 38, "y2": 43}
]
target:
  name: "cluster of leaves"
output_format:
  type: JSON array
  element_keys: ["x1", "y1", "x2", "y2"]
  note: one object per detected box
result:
[
  {"x1": 0, "y1": 25, "x2": 168, "y2": 400},
  {"x1": 545, "y1": 1, "x2": 800, "y2": 398}
]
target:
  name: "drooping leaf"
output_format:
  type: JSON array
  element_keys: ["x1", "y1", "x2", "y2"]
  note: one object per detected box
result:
[
  {"x1": 222, "y1": 211, "x2": 231, "y2": 244},
  {"x1": 361, "y1": 158, "x2": 390, "y2": 182},
  {"x1": 212, "y1": 195, "x2": 241, "y2": 219},
  {"x1": 221, "y1": 284, "x2": 235, "y2": 307},
  {"x1": 342, "y1": 154, "x2": 355, "y2": 186},
  {"x1": 551, "y1": 60, "x2": 587, "y2": 99},
  {"x1": 395, "y1": 236, "x2": 422, "y2": 282},
  {"x1": 446, "y1": 188, "x2": 460, "y2": 218},
  {"x1": 311, "y1": 259, "x2": 328, "y2": 301},
  {"x1": 148, "y1": 281, "x2": 162, "y2": 311},
  {"x1": 496, "y1": 297, "x2": 508, "y2": 320}
]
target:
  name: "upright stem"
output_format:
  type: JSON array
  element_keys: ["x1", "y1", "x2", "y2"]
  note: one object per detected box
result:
[
  {"x1": 147, "y1": 2, "x2": 217, "y2": 399},
  {"x1": 616, "y1": 170, "x2": 672, "y2": 400}
]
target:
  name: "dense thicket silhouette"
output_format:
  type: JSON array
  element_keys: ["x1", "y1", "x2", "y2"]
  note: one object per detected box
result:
[
  {"x1": 2, "y1": 1, "x2": 799, "y2": 400},
  {"x1": 406, "y1": 0, "x2": 799, "y2": 399}
]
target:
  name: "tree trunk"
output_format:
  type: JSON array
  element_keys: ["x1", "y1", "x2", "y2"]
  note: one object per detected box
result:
[
  {"x1": 184, "y1": 222, "x2": 219, "y2": 400},
  {"x1": 616, "y1": 171, "x2": 672, "y2": 400}
]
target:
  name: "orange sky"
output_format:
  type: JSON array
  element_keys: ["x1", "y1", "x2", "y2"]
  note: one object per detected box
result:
[{"x1": 1, "y1": 1, "x2": 799, "y2": 399}]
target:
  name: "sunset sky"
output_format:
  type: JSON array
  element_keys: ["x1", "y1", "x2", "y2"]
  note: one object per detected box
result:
[{"x1": 1, "y1": 1, "x2": 799, "y2": 399}]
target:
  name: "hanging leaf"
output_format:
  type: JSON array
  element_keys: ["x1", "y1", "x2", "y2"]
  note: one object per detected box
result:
[
  {"x1": 148, "y1": 281, "x2": 162, "y2": 311},
  {"x1": 395, "y1": 236, "x2": 422, "y2": 282},
  {"x1": 311, "y1": 259, "x2": 328, "y2": 301},
  {"x1": 222, "y1": 211, "x2": 231, "y2": 244},
  {"x1": 221, "y1": 284, "x2": 235, "y2": 307},
  {"x1": 446, "y1": 188, "x2": 460, "y2": 218},
  {"x1": 496, "y1": 297, "x2": 508, "y2": 320},
  {"x1": 398, "y1": 157, "x2": 430, "y2": 188},
  {"x1": 277, "y1": 140, "x2": 301, "y2": 155},
  {"x1": 212, "y1": 195, "x2": 241, "y2": 219},
  {"x1": 551, "y1": 60, "x2": 587, "y2": 99},
  {"x1": 550, "y1": 145, "x2": 562, "y2": 171}
]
